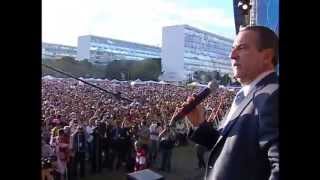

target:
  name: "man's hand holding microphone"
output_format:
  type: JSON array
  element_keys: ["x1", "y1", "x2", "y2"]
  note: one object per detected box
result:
[{"x1": 169, "y1": 80, "x2": 219, "y2": 128}]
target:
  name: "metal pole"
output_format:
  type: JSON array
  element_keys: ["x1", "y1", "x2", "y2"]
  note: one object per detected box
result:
[{"x1": 42, "y1": 63, "x2": 133, "y2": 103}]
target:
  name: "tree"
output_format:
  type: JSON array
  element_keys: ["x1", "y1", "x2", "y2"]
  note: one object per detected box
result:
[
  {"x1": 221, "y1": 74, "x2": 232, "y2": 85},
  {"x1": 104, "y1": 58, "x2": 161, "y2": 81},
  {"x1": 193, "y1": 70, "x2": 215, "y2": 83},
  {"x1": 42, "y1": 57, "x2": 161, "y2": 81},
  {"x1": 128, "y1": 58, "x2": 161, "y2": 80},
  {"x1": 213, "y1": 71, "x2": 222, "y2": 82},
  {"x1": 42, "y1": 57, "x2": 105, "y2": 78}
]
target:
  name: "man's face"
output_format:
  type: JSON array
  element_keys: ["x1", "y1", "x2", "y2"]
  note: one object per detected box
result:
[{"x1": 229, "y1": 30, "x2": 268, "y2": 85}]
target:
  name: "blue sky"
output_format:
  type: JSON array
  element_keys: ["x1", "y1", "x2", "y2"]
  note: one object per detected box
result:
[{"x1": 42, "y1": 0, "x2": 235, "y2": 47}]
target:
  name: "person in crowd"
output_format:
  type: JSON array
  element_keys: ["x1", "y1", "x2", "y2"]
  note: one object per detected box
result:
[
  {"x1": 149, "y1": 120, "x2": 162, "y2": 166},
  {"x1": 90, "y1": 120, "x2": 103, "y2": 174},
  {"x1": 104, "y1": 121, "x2": 113, "y2": 170},
  {"x1": 41, "y1": 138, "x2": 54, "y2": 180},
  {"x1": 138, "y1": 120, "x2": 150, "y2": 164},
  {"x1": 174, "y1": 118, "x2": 188, "y2": 146},
  {"x1": 195, "y1": 143, "x2": 207, "y2": 170},
  {"x1": 134, "y1": 140, "x2": 147, "y2": 171},
  {"x1": 114, "y1": 118, "x2": 130, "y2": 170},
  {"x1": 42, "y1": 156, "x2": 57, "y2": 180},
  {"x1": 42, "y1": 137, "x2": 54, "y2": 159},
  {"x1": 126, "y1": 125, "x2": 138, "y2": 172},
  {"x1": 62, "y1": 126, "x2": 73, "y2": 180},
  {"x1": 97, "y1": 120, "x2": 108, "y2": 169},
  {"x1": 71, "y1": 125, "x2": 87, "y2": 178},
  {"x1": 50, "y1": 120, "x2": 63, "y2": 145},
  {"x1": 158, "y1": 125, "x2": 176, "y2": 172},
  {"x1": 86, "y1": 118, "x2": 95, "y2": 164},
  {"x1": 109, "y1": 120, "x2": 121, "y2": 170},
  {"x1": 52, "y1": 128, "x2": 70, "y2": 180}
]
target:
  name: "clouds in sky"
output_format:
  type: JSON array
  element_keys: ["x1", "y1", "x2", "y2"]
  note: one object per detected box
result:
[{"x1": 42, "y1": 0, "x2": 235, "y2": 46}]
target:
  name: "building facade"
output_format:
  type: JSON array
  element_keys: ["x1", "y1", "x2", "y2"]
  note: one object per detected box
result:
[
  {"x1": 42, "y1": 43, "x2": 77, "y2": 60},
  {"x1": 77, "y1": 35, "x2": 161, "y2": 65},
  {"x1": 161, "y1": 25, "x2": 233, "y2": 82}
]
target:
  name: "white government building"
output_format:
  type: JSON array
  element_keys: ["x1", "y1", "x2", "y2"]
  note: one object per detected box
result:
[
  {"x1": 77, "y1": 35, "x2": 161, "y2": 65},
  {"x1": 160, "y1": 25, "x2": 233, "y2": 82},
  {"x1": 42, "y1": 43, "x2": 77, "y2": 60},
  {"x1": 42, "y1": 24, "x2": 234, "y2": 81}
]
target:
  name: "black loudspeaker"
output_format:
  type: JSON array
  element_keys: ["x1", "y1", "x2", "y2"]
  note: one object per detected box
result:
[{"x1": 127, "y1": 169, "x2": 165, "y2": 180}]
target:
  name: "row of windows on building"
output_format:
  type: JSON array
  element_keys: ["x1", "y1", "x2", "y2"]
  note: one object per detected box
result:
[
  {"x1": 90, "y1": 50, "x2": 155, "y2": 61},
  {"x1": 184, "y1": 27, "x2": 233, "y2": 46},
  {"x1": 184, "y1": 42, "x2": 230, "y2": 56},
  {"x1": 90, "y1": 43, "x2": 159, "y2": 57},
  {"x1": 184, "y1": 47, "x2": 229, "y2": 59},
  {"x1": 184, "y1": 35, "x2": 231, "y2": 51},
  {"x1": 184, "y1": 57, "x2": 230, "y2": 66},
  {"x1": 90, "y1": 36, "x2": 160, "y2": 53}
]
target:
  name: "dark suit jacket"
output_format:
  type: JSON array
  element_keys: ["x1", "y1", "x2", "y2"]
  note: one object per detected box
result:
[
  {"x1": 190, "y1": 72, "x2": 279, "y2": 180},
  {"x1": 72, "y1": 131, "x2": 87, "y2": 153}
]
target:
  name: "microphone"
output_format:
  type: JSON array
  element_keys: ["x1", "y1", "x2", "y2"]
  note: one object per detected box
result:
[{"x1": 169, "y1": 80, "x2": 219, "y2": 126}]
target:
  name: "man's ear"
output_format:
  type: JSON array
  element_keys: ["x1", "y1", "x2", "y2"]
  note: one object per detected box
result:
[{"x1": 262, "y1": 48, "x2": 274, "y2": 65}]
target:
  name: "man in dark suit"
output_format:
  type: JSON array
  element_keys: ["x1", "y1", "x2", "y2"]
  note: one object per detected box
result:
[
  {"x1": 173, "y1": 26, "x2": 279, "y2": 180},
  {"x1": 90, "y1": 121, "x2": 103, "y2": 173},
  {"x1": 71, "y1": 125, "x2": 87, "y2": 178}
]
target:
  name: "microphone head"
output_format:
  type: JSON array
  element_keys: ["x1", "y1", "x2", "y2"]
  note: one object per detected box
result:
[{"x1": 208, "y1": 80, "x2": 219, "y2": 92}]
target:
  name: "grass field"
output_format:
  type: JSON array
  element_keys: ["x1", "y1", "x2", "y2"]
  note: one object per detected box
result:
[{"x1": 79, "y1": 142, "x2": 206, "y2": 180}]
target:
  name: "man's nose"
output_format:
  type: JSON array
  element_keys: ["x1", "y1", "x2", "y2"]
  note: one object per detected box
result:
[{"x1": 229, "y1": 49, "x2": 238, "y2": 60}]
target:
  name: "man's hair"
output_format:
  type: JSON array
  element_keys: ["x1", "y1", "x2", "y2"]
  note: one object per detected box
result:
[{"x1": 240, "y1": 25, "x2": 279, "y2": 66}]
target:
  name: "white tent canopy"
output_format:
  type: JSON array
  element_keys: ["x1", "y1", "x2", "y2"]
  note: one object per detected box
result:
[
  {"x1": 159, "y1": 80, "x2": 170, "y2": 85},
  {"x1": 111, "y1": 79, "x2": 120, "y2": 82},
  {"x1": 146, "y1": 80, "x2": 158, "y2": 84},
  {"x1": 42, "y1": 75, "x2": 55, "y2": 80},
  {"x1": 131, "y1": 79, "x2": 146, "y2": 85},
  {"x1": 187, "y1": 82, "x2": 207, "y2": 87},
  {"x1": 134, "y1": 78, "x2": 142, "y2": 82}
]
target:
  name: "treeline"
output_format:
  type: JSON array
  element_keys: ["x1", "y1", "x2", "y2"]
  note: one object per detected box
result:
[
  {"x1": 42, "y1": 57, "x2": 161, "y2": 81},
  {"x1": 42, "y1": 57, "x2": 234, "y2": 85},
  {"x1": 192, "y1": 70, "x2": 233, "y2": 86}
]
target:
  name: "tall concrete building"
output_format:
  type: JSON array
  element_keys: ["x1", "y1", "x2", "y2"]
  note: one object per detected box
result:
[
  {"x1": 42, "y1": 42, "x2": 77, "y2": 60},
  {"x1": 77, "y1": 35, "x2": 161, "y2": 65},
  {"x1": 161, "y1": 25, "x2": 233, "y2": 82}
]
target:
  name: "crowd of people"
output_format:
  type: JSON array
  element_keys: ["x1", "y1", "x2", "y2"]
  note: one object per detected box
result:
[{"x1": 41, "y1": 78, "x2": 236, "y2": 180}]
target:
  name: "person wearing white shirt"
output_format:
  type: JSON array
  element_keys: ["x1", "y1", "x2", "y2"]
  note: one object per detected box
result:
[
  {"x1": 86, "y1": 119, "x2": 95, "y2": 164},
  {"x1": 149, "y1": 121, "x2": 162, "y2": 166}
]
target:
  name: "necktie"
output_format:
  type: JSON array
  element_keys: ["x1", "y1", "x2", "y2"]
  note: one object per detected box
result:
[
  {"x1": 220, "y1": 90, "x2": 245, "y2": 130},
  {"x1": 235, "y1": 90, "x2": 245, "y2": 105}
]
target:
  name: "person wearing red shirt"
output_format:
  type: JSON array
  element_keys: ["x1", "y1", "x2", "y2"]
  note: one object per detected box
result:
[{"x1": 134, "y1": 141, "x2": 147, "y2": 171}]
